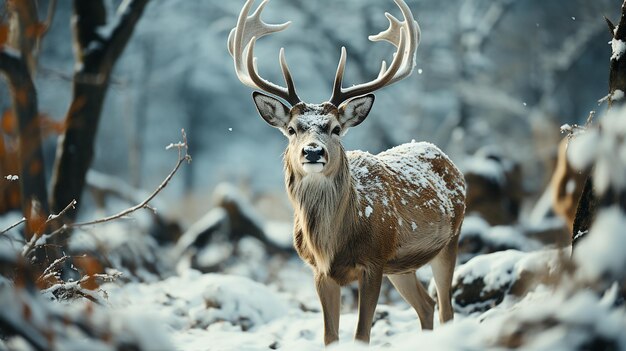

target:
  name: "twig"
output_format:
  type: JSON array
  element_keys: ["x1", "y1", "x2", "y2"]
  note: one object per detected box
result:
[
  {"x1": 0, "y1": 217, "x2": 26, "y2": 236},
  {"x1": 72, "y1": 129, "x2": 190, "y2": 227},
  {"x1": 41, "y1": 0, "x2": 57, "y2": 36},
  {"x1": 36, "y1": 255, "x2": 69, "y2": 284},
  {"x1": 41, "y1": 199, "x2": 77, "y2": 231},
  {"x1": 21, "y1": 200, "x2": 77, "y2": 257},
  {"x1": 22, "y1": 130, "x2": 191, "y2": 258}
]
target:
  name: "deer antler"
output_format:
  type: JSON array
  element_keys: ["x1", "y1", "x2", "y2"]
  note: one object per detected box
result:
[
  {"x1": 227, "y1": 0, "x2": 301, "y2": 106},
  {"x1": 329, "y1": 0, "x2": 420, "y2": 107}
]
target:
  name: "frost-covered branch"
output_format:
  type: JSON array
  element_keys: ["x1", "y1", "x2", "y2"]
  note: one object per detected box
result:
[
  {"x1": 72, "y1": 129, "x2": 190, "y2": 228},
  {"x1": 21, "y1": 200, "x2": 77, "y2": 257}
]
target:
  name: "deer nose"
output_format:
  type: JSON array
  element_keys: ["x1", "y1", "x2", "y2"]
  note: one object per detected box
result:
[{"x1": 303, "y1": 143, "x2": 325, "y2": 162}]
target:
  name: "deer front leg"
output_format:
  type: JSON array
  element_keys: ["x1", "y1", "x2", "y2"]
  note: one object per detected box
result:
[
  {"x1": 315, "y1": 273, "x2": 341, "y2": 345},
  {"x1": 354, "y1": 265, "x2": 383, "y2": 344}
]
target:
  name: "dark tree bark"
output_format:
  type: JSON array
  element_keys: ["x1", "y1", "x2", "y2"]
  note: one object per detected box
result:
[
  {"x1": 0, "y1": 0, "x2": 58, "y2": 265},
  {"x1": 572, "y1": 0, "x2": 626, "y2": 246},
  {"x1": 49, "y1": 0, "x2": 149, "y2": 227},
  {"x1": 571, "y1": 177, "x2": 596, "y2": 246},
  {"x1": 0, "y1": 52, "x2": 49, "y2": 240}
]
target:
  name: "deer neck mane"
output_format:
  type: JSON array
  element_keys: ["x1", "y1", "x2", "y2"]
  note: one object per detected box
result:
[{"x1": 284, "y1": 147, "x2": 359, "y2": 245}]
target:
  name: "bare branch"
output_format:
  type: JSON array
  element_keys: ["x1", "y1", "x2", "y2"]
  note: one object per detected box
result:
[
  {"x1": 19, "y1": 200, "x2": 76, "y2": 256},
  {"x1": 72, "y1": 129, "x2": 190, "y2": 227},
  {"x1": 36, "y1": 255, "x2": 69, "y2": 285},
  {"x1": 41, "y1": 0, "x2": 58, "y2": 36},
  {"x1": 45, "y1": 200, "x2": 77, "y2": 226},
  {"x1": 605, "y1": 16, "x2": 616, "y2": 36},
  {"x1": 23, "y1": 130, "x2": 191, "y2": 257},
  {"x1": 100, "y1": 0, "x2": 150, "y2": 74},
  {"x1": 0, "y1": 217, "x2": 26, "y2": 236}
]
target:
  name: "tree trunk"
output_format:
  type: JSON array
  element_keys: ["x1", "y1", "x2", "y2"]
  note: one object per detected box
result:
[
  {"x1": 49, "y1": 0, "x2": 149, "y2": 227},
  {"x1": 0, "y1": 52, "x2": 54, "y2": 263}
]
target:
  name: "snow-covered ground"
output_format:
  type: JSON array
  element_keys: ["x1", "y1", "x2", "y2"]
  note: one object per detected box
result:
[
  {"x1": 78, "y1": 246, "x2": 626, "y2": 351},
  {"x1": 1, "y1": 202, "x2": 626, "y2": 351}
]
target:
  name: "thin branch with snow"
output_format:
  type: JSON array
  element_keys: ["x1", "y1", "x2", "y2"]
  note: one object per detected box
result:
[
  {"x1": 0, "y1": 217, "x2": 26, "y2": 236},
  {"x1": 72, "y1": 129, "x2": 191, "y2": 227},
  {"x1": 22, "y1": 130, "x2": 191, "y2": 258}
]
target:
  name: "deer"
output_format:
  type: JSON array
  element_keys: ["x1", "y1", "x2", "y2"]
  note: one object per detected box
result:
[
  {"x1": 550, "y1": 136, "x2": 589, "y2": 244},
  {"x1": 228, "y1": 0, "x2": 466, "y2": 345}
]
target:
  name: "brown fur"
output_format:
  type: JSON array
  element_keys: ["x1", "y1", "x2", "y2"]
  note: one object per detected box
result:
[{"x1": 550, "y1": 137, "x2": 589, "y2": 239}]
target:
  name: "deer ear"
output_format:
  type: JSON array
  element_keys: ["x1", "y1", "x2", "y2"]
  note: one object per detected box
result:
[
  {"x1": 337, "y1": 94, "x2": 375, "y2": 129},
  {"x1": 252, "y1": 92, "x2": 291, "y2": 129}
]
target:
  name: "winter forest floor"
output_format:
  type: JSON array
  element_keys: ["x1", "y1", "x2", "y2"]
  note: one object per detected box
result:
[{"x1": 2, "y1": 189, "x2": 625, "y2": 351}]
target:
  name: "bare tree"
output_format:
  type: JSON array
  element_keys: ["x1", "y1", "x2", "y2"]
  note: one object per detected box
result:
[
  {"x1": 50, "y1": 0, "x2": 149, "y2": 225},
  {"x1": 0, "y1": 0, "x2": 57, "y2": 264},
  {"x1": 0, "y1": 0, "x2": 149, "y2": 269}
]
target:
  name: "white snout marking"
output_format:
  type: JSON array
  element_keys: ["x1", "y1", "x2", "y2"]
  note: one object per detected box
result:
[{"x1": 302, "y1": 162, "x2": 325, "y2": 173}]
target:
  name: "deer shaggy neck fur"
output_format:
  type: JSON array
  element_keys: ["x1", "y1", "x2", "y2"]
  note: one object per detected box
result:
[{"x1": 284, "y1": 145, "x2": 359, "y2": 274}]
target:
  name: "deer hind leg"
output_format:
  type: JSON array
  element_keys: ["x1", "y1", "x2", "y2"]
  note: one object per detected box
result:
[
  {"x1": 315, "y1": 274, "x2": 341, "y2": 346},
  {"x1": 430, "y1": 234, "x2": 459, "y2": 324},
  {"x1": 354, "y1": 265, "x2": 383, "y2": 344},
  {"x1": 388, "y1": 272, "x2": 435, "y2": 330}
]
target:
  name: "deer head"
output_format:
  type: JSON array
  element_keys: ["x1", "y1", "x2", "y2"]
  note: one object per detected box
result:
[{"x1": 228, "y1": 0, "x2": 421, "y2": 177}]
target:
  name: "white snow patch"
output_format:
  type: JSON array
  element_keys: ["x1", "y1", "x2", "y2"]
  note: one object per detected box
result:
[
  {"x1": 461, "y1": 156, "x2": 505, "y2": 185},
  {"x1": 365, "y1": 206, "x2": 373, "y2": 218},
  {"x1": 613, "y1": 89, "x2": 625, "y2": 101},
  {"x1": 611, "y1": 38, "x2": 626, "y2": 61},
  {"x1": 568, "y1": 106, "x2": 626, "y2": 193},
  {"x1": 104, "y1": 272, "x2": 288, "y2": 331},
  {"x1": 574, "y1": 207, "x2": 626, "y2": 281}
]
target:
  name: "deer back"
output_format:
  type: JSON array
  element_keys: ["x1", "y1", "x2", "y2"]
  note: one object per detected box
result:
[{"x1": 348, "y1": 141, "x2": 465, "y2": 274}]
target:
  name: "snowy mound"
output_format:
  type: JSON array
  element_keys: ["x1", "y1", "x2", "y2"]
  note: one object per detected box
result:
[{"x1": 104, "y1": 271, "x2": 288, "y2": 332}]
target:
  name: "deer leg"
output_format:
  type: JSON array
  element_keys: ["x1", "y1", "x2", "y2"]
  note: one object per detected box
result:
[
  {"x1": 430, "y1": 235, "x2": 459, "y2": 324},
  {"x1": 388, "y1": 272, "x2": 435, "y2": 330},
  {"x1": 354, "y1": 266, "x2": 383, "y2": 344},
  {"x1": 315, "y1": 273, "x2": 341, "y2": 345}
]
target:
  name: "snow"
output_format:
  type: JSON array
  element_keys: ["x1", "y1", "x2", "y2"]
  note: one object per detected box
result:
[
  {"x1": 568, "y1": 105, "x2": 626, "y2": 193},
  {"x1": 365, "y1": 205, "x2": 373, "y2": 217},
  {"x1": 611, "y1": 38, "x2": 626, "y2": 61},
  {"x1": 454, "y1": 249, "x2": 560, "y2": 293},
  {"x1": 574, "y1": 206, "x2": 626, "y2": 281},
  {"x1": 461, "y1": 156, "x2": 505, "y2": 185},
  {"x1": 2, "y1": 1, "x2": 626, "y2": 348},
  {"x1": 458, "y1": 216, "x2": 542, "y2": 263},
  {"x1": 352, "y1": 142, "x2": 464, "y2": 215},
  {"x1": 3, "y1": 209, "x2": 626, "y2": 350},
  {"x1": 613, "y1": 89, "x2": 625, "y2": 101}
]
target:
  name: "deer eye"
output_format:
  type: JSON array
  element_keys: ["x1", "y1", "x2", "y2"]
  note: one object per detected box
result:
[
  {"x1": 332, "y1": 126, "x2": 341, "y2": 135},
  {"x1": 287, "y1": 127, "x2": 296, "y2": 136}
]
